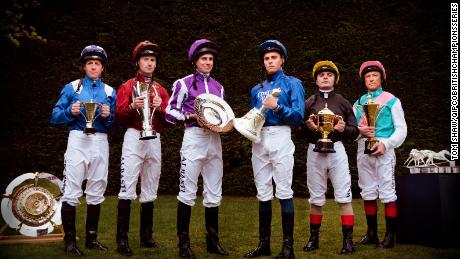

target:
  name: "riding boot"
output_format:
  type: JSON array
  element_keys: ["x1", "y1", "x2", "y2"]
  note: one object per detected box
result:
[
  {"x1": 116, "y1": 199, "x2": 133, "y2": 256},
  {"x1": 140, "y1": 202, "x2": 158, "y2": 248},
  {"x1": 303, "y1": 224, "x2": 320, "y2": 252},
  {"x1": 177, "y1": 201, "x2": 195, "y2": 259},
  {"x1": 205, "y1": 207, "x2": 229, "y2": 256},
  {"x1": 340, "y1": 225, "x2": 355, "y2": 254},
  {"x1": 244, "y1": 201, "x2": 272, "y2": 258},
  {"x1": 62, "y1": 202, "x2": 83, "y2": 256}
]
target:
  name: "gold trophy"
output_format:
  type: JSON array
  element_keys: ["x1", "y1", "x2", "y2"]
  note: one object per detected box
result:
[
  {"x1": 132, "y1": 82, "x2": 158, "y2": 140},
  {"x1": 309, "y1": 104, "x2": 342, "y2": 153},
  {"x1": 361, "y1": 95, "x2": 381, "y2": 154},
  {"x1": 233, "y1": 88, "x2": 281, "y2": 143},
  {"x1": 81, "y1": 100, "x2": 101, "y2": 134}
]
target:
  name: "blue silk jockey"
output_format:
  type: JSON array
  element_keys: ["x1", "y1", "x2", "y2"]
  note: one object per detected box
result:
[
  {"x1": 244, "y1": 40, "x2": 305, "y2": 259},
  {"x1": 50, "y1": 45, "x2": 116, "y2": 256}
]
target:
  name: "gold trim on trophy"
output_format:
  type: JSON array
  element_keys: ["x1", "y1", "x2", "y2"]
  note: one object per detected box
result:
[
  {"x1": 310, "y1": 103, "x2": 342, "y2": 153},
  {"x1": 362, "y1": 95, "x2": 381, "y2": 154},
  {"x1": 81, "y1": 101, "x2": 101, "y2": 135}
]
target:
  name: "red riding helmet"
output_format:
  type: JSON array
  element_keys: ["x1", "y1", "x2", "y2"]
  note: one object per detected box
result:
[{"x1": 132, "y1": 40, "x2": 160, "y2": 62}]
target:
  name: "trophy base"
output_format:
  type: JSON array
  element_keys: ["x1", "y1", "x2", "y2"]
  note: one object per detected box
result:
[
  {"x1": 84, "y1": 128, "x2": 96, "y2": 135},
  {"x1": 364, "y1": 139, "x2": 379, "y2": 154},
  {"x1": 313, "y1": 139, "x2": 336, "y2": 153},
  {"x1": 139, "y1": 130, "x2": 157, "y2": 140}
]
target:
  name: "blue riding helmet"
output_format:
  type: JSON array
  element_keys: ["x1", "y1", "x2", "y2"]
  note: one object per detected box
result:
[
  {"x1": 258, "y1": 40, "x2": 287, "y2": 61},
  {"x1": 80, "y1": 45, "x2": 108, "y2": 64}
]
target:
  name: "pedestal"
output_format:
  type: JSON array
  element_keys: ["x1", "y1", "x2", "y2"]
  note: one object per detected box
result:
[{"x1": 396, "y1": 173, "x2": 460, "y2": 247}]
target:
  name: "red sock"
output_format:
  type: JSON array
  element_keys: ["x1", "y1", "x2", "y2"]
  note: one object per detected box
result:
[
  {"x1": 310, "y1": 214, "x2": 323, "y2": 225},
  {"x1": 341, "y1": 215, "x2": 354, "y2": 226},
  {"x1": 364, "y1": 200, "x2": 378, "y2": 216},
  {"x1": 385, "y1": 201, "x2": 397, "y2": 217}
]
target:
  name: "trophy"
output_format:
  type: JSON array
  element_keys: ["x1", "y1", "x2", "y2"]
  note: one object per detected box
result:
[
  {"x1": 81, "y1": 100, "x2": 101, "y2": 134},
  {"x1": 361, "y1": 95, "x2": 382, "y2": 154},
  {"x1": 233, "y1": 88, "x2": 281, "y2": 143},
  {"x1": 133, "y1": 82, "x2": 158, "y2": 140},
  {"x1": 309, "y1": 103, "x2": 342, "y2": 153},
  {"x1": 1, "y1": 172, "x2": 62, "y2": 238},
  {"x1": 194, "y1": 93, "x2": 235, "y2": 133}
]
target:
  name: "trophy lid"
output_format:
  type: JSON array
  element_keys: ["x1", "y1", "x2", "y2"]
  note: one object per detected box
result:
[{"x1": 318, "y1": 103, "x2": 335, "y2": 116}]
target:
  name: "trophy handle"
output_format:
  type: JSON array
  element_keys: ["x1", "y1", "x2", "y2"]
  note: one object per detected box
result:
[{"x1": 149, "y1": 85, "x2": 159, "y2": 123}]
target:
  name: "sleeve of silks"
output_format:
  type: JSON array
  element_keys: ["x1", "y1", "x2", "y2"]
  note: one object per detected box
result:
[
  {"x1": 352, "y1": 98, "x2": 366, "y2": 141},
  {"x1": 380, "y1": 99, "x2": 408, "y2": 150},
  {"x1": 50, "y1": 83, "x2": 76, "y2": 126},
  {"x1": 165, "y1": 79, "x2": 187, "y2": 124},
  {"x1": 102, "y1": 86, "x2": 117, "y2": 130},
  {"x1": 115, "y1": 81, "x2": 136, "y2": 127},
  {"x1": 154, "y1": 85, "x2": 171, "y2": 129},
  {"x1": 274, "y1": 79, "x2": 305, "y2": 126},
  {"x1": 341, "y1": 99, "x2": 360, "y2": 142}
]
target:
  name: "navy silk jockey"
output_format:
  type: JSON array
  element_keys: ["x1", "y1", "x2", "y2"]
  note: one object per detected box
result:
[{"x1": 244, "y1": 40, "x2": 304, "y2": 259}]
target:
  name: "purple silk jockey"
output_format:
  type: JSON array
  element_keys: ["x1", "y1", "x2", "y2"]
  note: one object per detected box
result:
[{"x1": 165, "y1": 39, "x2": 229, "y2": 259}]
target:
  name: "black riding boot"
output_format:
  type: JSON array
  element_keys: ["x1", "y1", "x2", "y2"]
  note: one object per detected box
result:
[
  {"x1": 359, "y1": 215, "x2": 379, "y2": 245},
  {"x1": 62, "y1": 202, "x2": 83, "y2": 256},
  {"x1": 275, "y1": 211, "x2": 295, "y2": 259},
  {"x1": 205, "y1": 207, "x2": 229, "y2": 256},
  {"x1": 177, "y1": 201, "x2": 195, "y2": 259},
  {"x1": 303, "y1": 224, "x2": 320, "y2": 252},
  {"x1": 244, "y1": 201, "x2": 272, "y2": 258},
  {"x1": 85, "y1": 204, "x2": 108, "y2": 251},
  {"x1": 340, "y1": 225, "x2": 355, "y2": 254},
  {"x1": 379, "y1": 217, "x2": 396, "y2": 248},
  {"x1": 116, "y1": 199, "x2": 133, "y2": 256},
  {"x1": 140, "y1": 202, "x2": 158, "y2": 248}
]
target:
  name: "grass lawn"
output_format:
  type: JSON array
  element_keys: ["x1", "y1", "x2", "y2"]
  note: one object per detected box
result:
[{"x1": 0, "y1": 196, "x2": 459, "y2": 258}]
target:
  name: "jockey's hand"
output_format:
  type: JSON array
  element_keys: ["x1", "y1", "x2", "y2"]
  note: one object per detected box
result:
[{"x1": 371, "y1": 142, "x2": 386, "y2": 156}]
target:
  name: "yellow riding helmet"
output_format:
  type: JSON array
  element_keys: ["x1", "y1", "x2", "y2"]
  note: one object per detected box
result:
[{"x1": 312, "y1": 60, "x2": 340, "y2": 84}]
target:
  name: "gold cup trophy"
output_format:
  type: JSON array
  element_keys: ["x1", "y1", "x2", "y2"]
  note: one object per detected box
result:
[
  {"x1": 81, "y1": 101, "x2": 101, "y2": 134},
  {"x1": 309, "y1": 103, "x2": 342, "y2": 153},
  {"x1": 132, "y1": 82, "x2": 158, "y2": 140},
  {"x1": 361, "y1": 95, "x2": 382, "y2": 154},
  {"x1": 233, "y1": 88, "x2": 281, "y2": 143}
]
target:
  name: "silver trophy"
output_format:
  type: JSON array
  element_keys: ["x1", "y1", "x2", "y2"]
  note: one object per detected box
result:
[
  {"x1": 81, "y1": 101, "x2": 101, "y2": 134},
  {"x1": 1, "y1": 172, "x2": 62, "y2": 238},
  {"x1": 132, "y1": 82, "x2": 158, "y2": 140},
  {"x1": 233, "y1": 88, "x2": 281, "y2": 143},
  {"x1": 194, "y1": 93, "x2": 235, "y2": 133}
]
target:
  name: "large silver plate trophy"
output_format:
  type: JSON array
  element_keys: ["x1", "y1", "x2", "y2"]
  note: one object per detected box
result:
[
  {"x1": 1, "y1": 172, "x2": 62, "y2": 238},
  {"x1": 194, "y1": 93, "x2": 235, "y2": 133}
]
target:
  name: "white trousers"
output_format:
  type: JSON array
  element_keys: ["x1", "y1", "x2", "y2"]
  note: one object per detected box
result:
[
  {"x1": 118, "y1": 128, "x2": 161, "y2": 203},
  {"x1": 307, "y1": 141, "x2": 352, "y2": 206},
  {"x1": 177, "y1": 127, "x2": 223, "y2": 207},
  {"x1": 61, "y1": 130, "x2": 108, "y2": 206},
  {"x1": 252, "y1": 126, "x2": 295, "y2": 201},
  {"x1": 357, "y1": 139, "x2": 397, "y2": 203}
]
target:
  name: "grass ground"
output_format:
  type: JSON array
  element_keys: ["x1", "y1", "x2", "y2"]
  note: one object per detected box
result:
[{"x1": 0, "y1": 196, "x2": 459, "y2": 258}]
